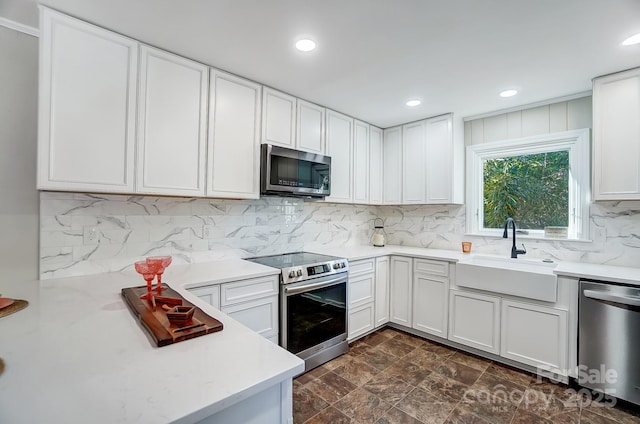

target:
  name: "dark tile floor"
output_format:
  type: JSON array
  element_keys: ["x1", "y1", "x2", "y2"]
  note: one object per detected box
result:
[{"x1": 293, "y1": 327, "x2": 640, "y2": 424}]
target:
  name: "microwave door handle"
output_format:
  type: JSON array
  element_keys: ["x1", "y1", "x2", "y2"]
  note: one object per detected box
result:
[
  {"x1": 284, "y1": 276, "x2": 346, "y2": 295},
  {"x1": 583, "y1": 289, "x2": 640, "y2": 307}
]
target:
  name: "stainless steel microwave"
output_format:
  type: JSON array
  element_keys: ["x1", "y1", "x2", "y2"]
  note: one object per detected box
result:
[{"x1": 260, "y1": 144, "x2": 331, "y2": 198}]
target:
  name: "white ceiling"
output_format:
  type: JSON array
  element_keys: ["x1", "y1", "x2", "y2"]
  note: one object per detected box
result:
[{"x1": 4, "y1": 0, "x2": 640, "y2": 128}]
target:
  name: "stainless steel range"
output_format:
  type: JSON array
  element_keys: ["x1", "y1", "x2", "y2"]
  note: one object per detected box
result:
[{"x1": 245, "y1": 252, "x2": 349, "y2": 371}]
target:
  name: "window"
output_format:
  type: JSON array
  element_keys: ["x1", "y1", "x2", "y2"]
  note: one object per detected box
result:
[{"x1": 466, "y1": 129, "x2": 590, "y2": 240}]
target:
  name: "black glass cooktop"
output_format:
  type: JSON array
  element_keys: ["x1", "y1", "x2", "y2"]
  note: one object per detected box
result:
[{"x1": 245, "y1": 252, "x2": 342, "y2": 269}]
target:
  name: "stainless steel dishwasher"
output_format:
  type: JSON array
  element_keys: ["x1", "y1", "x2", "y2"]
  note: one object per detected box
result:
[{"x1": 579, "y1": 279, "x2": 640, "y2": 406}]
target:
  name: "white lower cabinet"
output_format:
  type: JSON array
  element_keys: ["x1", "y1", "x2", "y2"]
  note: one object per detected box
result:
[
  {"x1": 347, "y1": 258, "x2": 376, "y2": 341},
  {"x1": 349, "y1": 273, "x2": 375, "y2": 308},
  {"x1": 448, "y1": 289, "x2": 501, "y2": 355},
  {"x1": 374, "y1": 256, "x2": 390, "y2": 327},
  {"x1": 412, "y1": 259, "x2": 449, "y2": 338},
  {"x1": 188, "y1": 275, "x2": 279, "y2": 342},
  {"x1": 221, "y1": 295, "x2": 279, "y2": 340},
  {"x1": 390, "y1": 256, "x2": 413, "y2": 326},
  {"x1": 188, "y1": 285, "x2": 220, "y2": 309},
  {"x1": 501, "y1": 300, "x2": 568, "y2": 374},
  {"x1": 348, "y1": 303, "x2": 375, "y2": 341}
]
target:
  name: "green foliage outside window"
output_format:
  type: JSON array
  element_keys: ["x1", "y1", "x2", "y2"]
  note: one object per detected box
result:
[{"x1": 483, "y1": 151, "x2": 569, "y2": 229}]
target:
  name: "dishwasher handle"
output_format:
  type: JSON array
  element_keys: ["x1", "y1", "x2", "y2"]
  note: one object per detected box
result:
[{"x1": 583, "y1": 289, "x2": 640, "y2": 307}]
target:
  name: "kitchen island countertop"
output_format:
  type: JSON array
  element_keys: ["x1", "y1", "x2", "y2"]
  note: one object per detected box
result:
[{"x1": 0, "y1": 259, "x2": 303, "y2": 424}]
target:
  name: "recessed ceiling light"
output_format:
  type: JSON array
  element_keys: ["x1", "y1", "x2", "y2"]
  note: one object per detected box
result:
[
  {"x1": 295, "y1": 39, "x2": 316, "y2": 52},
  {"x1": 406, "y1": 99, "x2": 421, "y2": 107},
  {"x1": 500, "y1": 89, "x2": 518, "y2": 98},
  {"x1": 622, "y1": 33, "x2": 640, "y2": 46}
]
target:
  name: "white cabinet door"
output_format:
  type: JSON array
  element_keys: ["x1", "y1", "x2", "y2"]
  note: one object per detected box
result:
[
  {"x1": 136, "y1": 46, "x2": 208, "y2": 196},
  {"x1": 374, "y1": 256, "x2": 390, "y2": 327},
  {"x1": 325, "y1": 110, "x2": 353, "y2": 203},
  {"x1": 402, "y1": 121, "x2": 426, "y2": 203},
  {"x1": 207, "y1": 70, "x2": 262, "y2": 199},
  {"x1": 38, "y1": 7, "x2": 137, "y2": 193},
  {"x1": 383, "y1": 127, "x2": 402, "y2": 204},
  {"x1": 389, "y1": 256, "x2": 413, "y2": 326},
  {"x1": 501, "y1": 300, "x2": 568, "y2": 375},
  {"x1": 425, "y1": 114, "x2": 453, "y2": 203},
  {"x1": 369, "y1": 126, "x2": 384, "y2": 204},
  {"x1": 412, "y1": 259, "x2": 449, "y2": 338},
  {"x1": 348, "y1": 303, "x2": 375, "y2": 341},
  {"x1": 262, "y1": 87, "x2": 296, "y2": 148},
  {"x1": 296, "y1": 100, "x2": 325, "y2": 154},
  {"x1": 449, "y1": 289, "x2": 500, "y2": 354},
  {"x1": 349, "y1": 273, "x2": 375, "y2": 309},
  {"x1": 593, "y1": 68, "x2": 640, "y2": 200},
  {"x1": 413, "y1": 274, "x2": 448, "y2": 338},
  {"x1": 188, "y1": 285, "x2": 221, "y2": 309},
  {"x1": 221, "y1": 295, "x2": 278, "y2": 339},
  {"x1": 353, "y1": 120, "x2": 370, "y2": 204}
]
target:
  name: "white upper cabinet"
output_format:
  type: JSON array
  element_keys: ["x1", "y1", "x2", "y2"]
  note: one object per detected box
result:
[
  {"x1": 296, "y1": 100, "x2": 325, "y2": 154},
  {"x1": 369, "y1": 126, "x2": 383, "y2": 204},
  {"x1": 425, "y1": 114, "x2": 454, "y2": 203},
  {"x1": 383, "y1": 126, "x2": 402, "y2": 204},
  {"x1": 38, "y1": 7, "x2": 138, "y2": 193},
  {"x1": 325, "y1": 110, "x2": 353, "y2": 203},
  {"x1": 136, "y1": 46, "x2": 208, "y2": 196},
  {"x1": 261, "y1": 88, "x2": 296, "y2": 148},
  {"x1": 400, "y1": 114, "x2": 461, "y2": 205},
  {"x1": 207, "y1": 70, "x2": 262, "y2": 199},
  {"x1": 402, "y1": 121, "x2": 427, "y2": 204},
  {"x1": 353, "y1": 120, "x2": 370, "y2": 204},
  {"x1": 593, "y1": 68, "x2": 640, "y2": 200}
]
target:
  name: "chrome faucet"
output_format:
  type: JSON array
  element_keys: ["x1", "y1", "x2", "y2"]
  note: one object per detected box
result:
[{"x1": 503, "y1": 217, "x2": 526, "y2": 258}]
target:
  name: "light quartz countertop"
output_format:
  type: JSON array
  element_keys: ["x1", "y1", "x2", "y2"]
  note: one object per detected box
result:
[
  {"x1": 0, "y1": 260, "x2": 303, "y2": 424},
  {"x1": 306, "y1": 244, "x2": 640, "y2": 286}
]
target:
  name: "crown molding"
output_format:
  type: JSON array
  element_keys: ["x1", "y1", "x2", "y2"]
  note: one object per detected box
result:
[{"x1": 0, "y1": 16, "x2": 39, "y2": 37}]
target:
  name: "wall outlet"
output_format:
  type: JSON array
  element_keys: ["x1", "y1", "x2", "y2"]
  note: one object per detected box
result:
[
  {"x1": 203, "y1": 225, "x2": 214, "y2": 239},
  {"x1": 83, "y1": 226, "x2": 99, "y2": 245}
]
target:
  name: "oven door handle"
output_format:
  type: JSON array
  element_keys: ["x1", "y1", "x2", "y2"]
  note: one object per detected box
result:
[
  {"x1": 583, "y1": 289, "x2": 640, "y2": 307},
  {"x1": 283, "y1": 276, "x2": 347, "y2": 295}
]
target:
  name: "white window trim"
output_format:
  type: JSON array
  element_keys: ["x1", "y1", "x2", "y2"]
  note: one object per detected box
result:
[{"x1": 466, "y1": 129, "x2": 591, "y2": 240}]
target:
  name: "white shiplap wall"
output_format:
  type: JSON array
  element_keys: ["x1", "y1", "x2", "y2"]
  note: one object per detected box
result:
[{"x1": 464, "y1": 96, "x2": 592, "y2": 145}]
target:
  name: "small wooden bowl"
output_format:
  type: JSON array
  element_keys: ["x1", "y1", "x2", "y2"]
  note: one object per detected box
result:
[{"x1": 166, "y1": 305, "x2": 195, "y2": 326}]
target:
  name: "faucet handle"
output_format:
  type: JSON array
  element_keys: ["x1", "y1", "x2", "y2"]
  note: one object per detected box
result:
[{"x1": 518, "y1": 243, "x2": 527, "y2": 255}]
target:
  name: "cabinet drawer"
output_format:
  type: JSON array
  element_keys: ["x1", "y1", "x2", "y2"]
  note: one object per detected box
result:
[
  {"x1": 188, "y1": 285, "x2": 220, "y2": 309},
  {"x1": 221, "y1": 295, "x2": 278, "y2": 338},
  {"x1": 349, "y1": 273, "x2": 375, "y2": 308},
  {"x1": 414, "y1": 258, "x2": 449, "y2": 277},
  {"x1": 348, "y1": 258, "x2": 375, "y2": 277},
  {"x1": 348, "y1": 302, "x2": 375, "y2": 341},
  {"x1": 220, "y1": 275, "x2": 279, "y2": 306}
]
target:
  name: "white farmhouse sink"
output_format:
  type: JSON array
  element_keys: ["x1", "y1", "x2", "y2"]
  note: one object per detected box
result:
[{"x1": 456, "y1": 255, "x2": 558, "y2": 302}]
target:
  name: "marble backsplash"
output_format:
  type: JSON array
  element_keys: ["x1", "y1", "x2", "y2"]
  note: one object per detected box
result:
[{"x1": 40, "y1": 191, "x2": 640, "y2": 279}]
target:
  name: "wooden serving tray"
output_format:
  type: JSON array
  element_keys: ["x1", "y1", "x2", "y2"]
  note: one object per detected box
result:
[{"x1": 122, "y1": 284, "x2": 223, "y2": 347}]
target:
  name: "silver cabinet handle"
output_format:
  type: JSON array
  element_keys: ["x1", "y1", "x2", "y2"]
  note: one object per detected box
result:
[
  {"x1": 284, "y1": 276, "x2": 346, "y2": 295},
  {"x1": 583, "y1": 289, "x2": 640, "y2": 307}
]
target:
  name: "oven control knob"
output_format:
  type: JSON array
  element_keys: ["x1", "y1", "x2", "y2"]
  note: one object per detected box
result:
[
  {"x1": 296, "y1": 269, "x2": 303, "y2": 277},
  {"x1": 333, "y1": 263, "x2": 339, "y2": 269},
  {"x1": 288, "y1": 271, "x2": 296, "y2": 278}
]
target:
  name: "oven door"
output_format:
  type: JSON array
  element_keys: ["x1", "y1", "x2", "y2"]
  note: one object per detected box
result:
[
  {"x1": 261, "y1": 144, "x2": 331, "y2": 197},
  {"x1": 281, "y1": 274, "x2": 347, "y2": 356}
]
